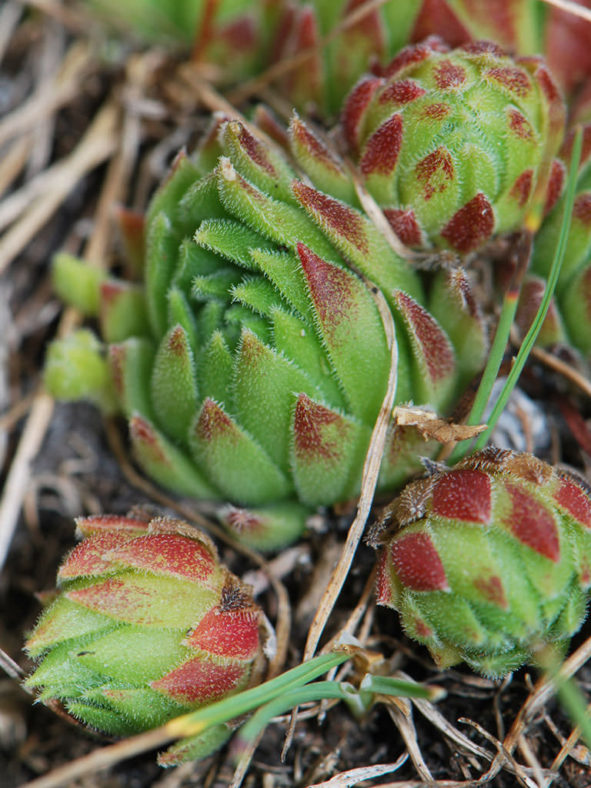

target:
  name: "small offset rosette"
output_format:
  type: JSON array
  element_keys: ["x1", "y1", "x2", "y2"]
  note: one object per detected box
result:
[
  {"x1": 25, "y1": 514, "x2": 262, "y2": 748},
  {"x1": 376, "y1": 449, "x2": 591, "y2": 677},
  {"x1": 342, "y1": 37, "x2": 565, "y2": 253}
]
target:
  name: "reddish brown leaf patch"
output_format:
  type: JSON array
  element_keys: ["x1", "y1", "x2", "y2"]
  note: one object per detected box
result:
[
  {"x1": 360, "y1": 114, "x2": 403, "y2": 177},
  {"x1": 185, "y1": 607, "x2": 259, "y2": 659},
  {"x1": 505, "y1": 483, "x2": 560, "y2": 562},
  {"x1": 432, "y1": 469, "x2": 492, "y2": 523},
  {"x1": 440, "y1": 192, "x2": 494, "y2": 252},
  {"x1": 510, "y1": 170, "x2": 533, "y2": 207},
  {"x1": 383, "y1": 208, "x2": 423, "y2": 246},
  {"x1": 433, "y1": 59, "x2": 467, "y2": 89},
  {"x1": 390, "y1": 532, "x2": 449, "y2": 592},
  {"x1": 152, "y1": 659, "x2": 245, "y2": 704},
  {"x1": 110, "y1": 533, "x2": 216, "y2": 582},
  {"x1": 555, "y1": 477, "x2": 591, "y2": 529},
  {"x1": 415, "y1": 147, "x2": 454, "y2": 201},
  {"x1": 293, "y1": 182, "x2": 369, "y2": 253}
]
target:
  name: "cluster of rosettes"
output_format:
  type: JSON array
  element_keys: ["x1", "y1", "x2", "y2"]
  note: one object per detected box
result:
[
  {"x1": 342, "y1": 37, "x2": 565, "y2": 252},
  {"x1": 49, "y1": 112, "x2": 489, "y2": 548},
  {"x1": 376, "y1": 449, "x2": 591, "y2": 677},
  {"x1": 25, "y1": 515, "x2": 261, "y2": 751}
]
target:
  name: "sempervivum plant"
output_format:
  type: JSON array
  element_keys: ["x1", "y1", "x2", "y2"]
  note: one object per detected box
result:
[
  {"x1": 48, "y1": 115, "x2": 488, "y2": 549},
  {"x1": 342, "y1": 37, "x2": 566, "y2": 253},
  {"x1": 376, "y1": 448, "x2": 591, "y2": 677},
  {"x1": 25, "y1": 514, "x2": 261, "y2": 759}
]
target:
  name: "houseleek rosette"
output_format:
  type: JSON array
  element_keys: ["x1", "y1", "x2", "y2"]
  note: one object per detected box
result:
[
  {"x1": 48, "y1": 114, "x2": 488, "y2": 549},
  {"x1": 376, "y1": 448, "x2": 591, "y2": 677},
  {"x1": 25, "y1": 514, "x2": 262, "y2": 762},
  {"x1": 342, "y1": 37, "x2": 565, "y2": 252}
]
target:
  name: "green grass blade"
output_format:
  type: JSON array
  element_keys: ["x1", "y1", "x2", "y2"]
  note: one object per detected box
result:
[
  {"x1": 471, "y1": 126, "x2": 583, "y2": 453},
  {"x1": 167, "y1": 651, "x2": 350, "y2": 739},
  {"x1": 448, "y1": 126, "x2": 583, "y2": 463}
]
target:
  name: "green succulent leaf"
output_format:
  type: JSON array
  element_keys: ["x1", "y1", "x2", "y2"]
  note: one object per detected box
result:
[{"x1": 26, "y1": 516, "x2": 262, "y2": 751}]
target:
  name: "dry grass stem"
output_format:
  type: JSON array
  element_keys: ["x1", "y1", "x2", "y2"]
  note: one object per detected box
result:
[
  {"x1": 0, "y1": 3, "x2": 23, "y2": 65},
  {"x1": 0, "y1": 390, "x2": 36, "y2": 433},
  {"x1": 0, "y1": 647, "x2": 27, "y2": 682},
  {"x1": 0, "y1": 389, "x2": 56, "y2": 570},
  {"x1": 540, "y1": 0, "x2": 591, "y2": 22},
  {"x1": 0, "y1": 138, "x2": 31, "y2": 199},
  {"x1": 303, "y1": 283, "x2": 398, "y2": 662},
  {"x1": 20, "y1": 0, "x2": 87, "y2": 31},
  {"x1": 230, "y1": 731, "x2": 265, "y2": 788},
  {"x1": 0, "y1": 42, "x2": 92, "y2": 149},
  {"x1": 409, "y1": 693, "x2": 491, "y2": 764},
  {"x1": 0, "y1": 99, "x2": 119, "y2": 273},
  {"x1": 551, "y1": 722, "x2": 591, "y2": 771},
  {"x1": 22, "y1": 725, "x2": 174, "y2": 788},
  {"x1": 308, "y1": 754, "x2": 409, "y2": 788},
  {"x1": 516, "y1": 733, "x2": 546, "y2": 787},
  {"x1": 530, "y1": 346, "x2": 591, "y2": 398},
  {"x1": 387, "y1": 699, "x2": 433, "y2": 782}
]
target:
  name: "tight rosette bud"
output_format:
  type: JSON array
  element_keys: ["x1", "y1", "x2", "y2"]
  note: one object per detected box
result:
[
  {"x1": 47, "y1": 115, "x2": 489, "y2": 548},
  {"x1": 376, "y1": 449, "x2": 591, "y2": 677},
  {"x1": 25, "y1": 514, "x2": 261, "y2": 744},
  {"x1": 342, "y1": 38, "x2": 565, "y2": 253}
]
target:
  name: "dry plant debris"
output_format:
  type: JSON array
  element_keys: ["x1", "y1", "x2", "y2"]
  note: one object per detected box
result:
[{"x1": 1, "y1": 2, "x2": 591, "y2": 788}]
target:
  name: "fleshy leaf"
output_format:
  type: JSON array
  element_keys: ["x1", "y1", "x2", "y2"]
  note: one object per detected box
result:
[
  {"x1": 150, "y1": 324, "x2": 198, "y2": 444},
  {"x1": 291, "y1": 393, "x2": 371, "y2": 505},
  {"x1": 189, "y1": 398, "x2": 291, "y2": 505}
]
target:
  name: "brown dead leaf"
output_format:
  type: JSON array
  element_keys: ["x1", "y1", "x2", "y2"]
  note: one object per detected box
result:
[{"x1": 392, "y1": 406, "x2": 487, "y2": 444}]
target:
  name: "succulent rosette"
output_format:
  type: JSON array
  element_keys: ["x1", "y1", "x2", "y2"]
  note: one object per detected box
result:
[
  {"x1": 48, "y1": 114, "x2": 488, "y2": 549},
  {"x1": 342, "y1": 37, "x2": 565, "y2": 253},
  {"x1": 25, "y1": 514, "x2": 261, "y2": 760},
  {"x1": 376, "y1": 448, "x2": 591, "y2": 677}
]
